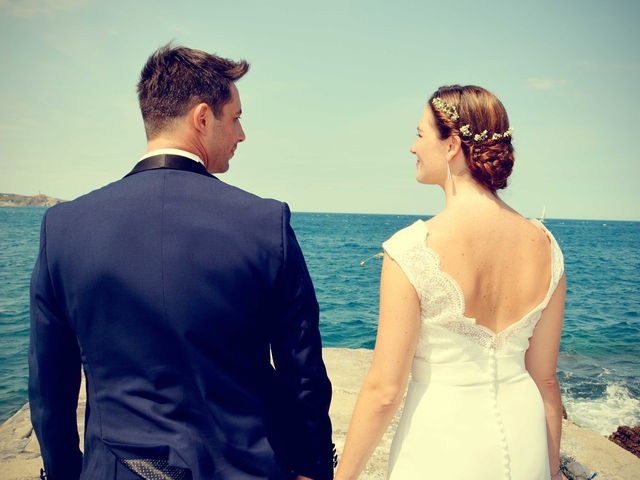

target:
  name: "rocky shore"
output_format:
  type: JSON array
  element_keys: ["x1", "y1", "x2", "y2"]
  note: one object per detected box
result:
[
  {"x1": 0, "y1": 193, "x2": 65, "y2": 207},
  {"x1": 1, "y1": 348, "x2": 639, "y2": 479},
  {"x1": 609, "y1": 426, "x2": 640, "y2": 459}
]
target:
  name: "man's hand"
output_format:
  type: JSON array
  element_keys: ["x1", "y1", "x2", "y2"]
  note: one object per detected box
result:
[{"x1": 295, "y1": 476, "x2": 313, "y2": 480}]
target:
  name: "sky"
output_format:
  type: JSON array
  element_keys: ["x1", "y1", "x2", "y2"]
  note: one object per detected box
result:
[{"x1": 1, "y1": 0, "x2": 639, "y2": 220}]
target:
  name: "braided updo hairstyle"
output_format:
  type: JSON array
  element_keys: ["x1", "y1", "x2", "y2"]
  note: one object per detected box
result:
[{"x1": 428, "y1": 85, "x2": 515, "y2": 193}]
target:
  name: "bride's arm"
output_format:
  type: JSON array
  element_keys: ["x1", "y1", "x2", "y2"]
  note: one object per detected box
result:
[
  {"x1": 335, "y1": 254, "x2": 420, "y2": 480},
  {"x1": 525, "y1": 275, "x2": 567, "y2": 480}
]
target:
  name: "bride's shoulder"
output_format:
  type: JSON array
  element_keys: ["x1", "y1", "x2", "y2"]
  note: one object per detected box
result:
[
  {"x1": 386, "y1": 219, "x2": 425, "y2": 242},
  {"x1": 383, "y1": 220, "x2": 426, "y2": 254},
  {"x1": 527, "y1": 218, "x2": 565, "y2": 273},
  {"x1": 422, "y1": 213, "x2": 460, "y2": 244}
]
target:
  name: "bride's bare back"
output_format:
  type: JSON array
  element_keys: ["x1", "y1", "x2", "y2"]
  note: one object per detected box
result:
[{"x1": 424, "y1": 207, "x2": 552, "y2": 334}]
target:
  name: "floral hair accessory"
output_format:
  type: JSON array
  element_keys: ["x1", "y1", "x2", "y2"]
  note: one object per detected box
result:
[
  {"x1": 474, "y1": 130, "x2": 488, "y2": 142},
  {"x1": 460, "y1": 124, "x2": 513, "y2": 143},
  {"x1": 492, "y1": 127, "x2": 514, "y2": 140},
  {"x1": 460, "y1": 125, "x2": 472, "y2": 137},
  {"x1": 431, "y1": 97, "x2": 459, "y2": 121}
]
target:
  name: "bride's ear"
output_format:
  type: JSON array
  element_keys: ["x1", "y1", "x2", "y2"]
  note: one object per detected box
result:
[{"x1": 446, "y1": 135, "x2": 462, "y2": 161}]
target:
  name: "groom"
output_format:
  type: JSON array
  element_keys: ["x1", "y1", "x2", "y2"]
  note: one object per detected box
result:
[{"x1": 29, "y1": 44, "x2": 334, "y2": 480}]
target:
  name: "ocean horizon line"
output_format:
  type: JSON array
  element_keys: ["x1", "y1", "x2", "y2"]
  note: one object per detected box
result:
[{"x1": 291, "y1": 210, "x2": 640, "y2": 223}]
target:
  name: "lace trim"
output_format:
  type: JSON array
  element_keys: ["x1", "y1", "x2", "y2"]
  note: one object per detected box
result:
[{"x1": 384, "y1": 220, "x2": 564, "y2": 352}]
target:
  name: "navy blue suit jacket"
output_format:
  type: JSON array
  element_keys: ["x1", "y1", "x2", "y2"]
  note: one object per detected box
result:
[{"x1": 29, "y1": 155, "x2": 334, "y2": 479}]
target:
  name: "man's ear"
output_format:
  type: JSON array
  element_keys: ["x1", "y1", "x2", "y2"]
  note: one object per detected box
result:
[{"x1": 191, "y1": 103, "x2": 210, "y2": 133}]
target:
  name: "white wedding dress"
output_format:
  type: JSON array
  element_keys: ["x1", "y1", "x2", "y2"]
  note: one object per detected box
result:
[{"x1": 383, "y1": 220, "x2": 564, "y2": 480}]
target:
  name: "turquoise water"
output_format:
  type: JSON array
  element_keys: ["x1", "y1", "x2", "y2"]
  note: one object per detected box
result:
[
  {"x1": 1, "y1": 207, "x2": 638, "y2": 434},
  {"x1": 0, "y1": 207, "x2": 42, "y2": 423}
]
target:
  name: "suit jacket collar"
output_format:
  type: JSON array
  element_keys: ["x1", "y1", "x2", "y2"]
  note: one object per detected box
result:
[{"x1": 124, "y1": 154, "x2": 214, "y2": 179}]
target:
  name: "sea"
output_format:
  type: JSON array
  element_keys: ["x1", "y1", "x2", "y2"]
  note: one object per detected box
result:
[{"x1": 1, "y1": 207, "x2": 638, "y2": 436}]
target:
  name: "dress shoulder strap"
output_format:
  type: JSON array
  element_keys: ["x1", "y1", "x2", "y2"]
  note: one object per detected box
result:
[
  {"x1": 530, "y1": 219, "x2": 565, "y2": 299},
  {"x1": 382, "y1": 220, "x2": 433, "y2": 291}
]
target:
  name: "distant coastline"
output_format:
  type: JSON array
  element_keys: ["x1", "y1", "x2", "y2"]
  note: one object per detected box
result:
[{"x1": 0, "y1": 193, "x2": 65, "y2": 207}]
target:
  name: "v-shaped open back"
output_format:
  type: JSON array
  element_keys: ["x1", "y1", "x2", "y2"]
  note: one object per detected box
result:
[
  {"x1": 382, "y1": 219, "x2": 564, "y2": 351},
  {"x1": 419, "y1": 219, "x2": 558, "y2": 336}
]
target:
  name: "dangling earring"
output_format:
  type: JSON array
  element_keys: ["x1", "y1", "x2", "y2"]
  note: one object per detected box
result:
[{"x1": 447, "y1": 163, "x2": 452, "y2": 182}]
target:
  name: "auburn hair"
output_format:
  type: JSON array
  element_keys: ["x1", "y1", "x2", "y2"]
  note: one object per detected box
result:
[{"x1": 429, "y1": 85, "x2": 515, "y2": 193}]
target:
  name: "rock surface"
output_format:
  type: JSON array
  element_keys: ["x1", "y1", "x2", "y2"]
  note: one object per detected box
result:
[
  {"x1": 1, "y1": 348, "x2": 639, "y2": 479},
  {"x1": 609, "y1": 425, "x2": 640, "y2": 459},
  {"x1": 0, "y1": 193, "x2": 64, "y2": 207}
]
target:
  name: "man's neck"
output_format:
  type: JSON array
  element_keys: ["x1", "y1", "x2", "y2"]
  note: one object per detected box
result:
[
  {"x1": 141, "y1": 147, "x2": 204, "y2": 166},
  {"x1": 146, "y1": 136, "x2": 207, "y2": 163},
  {"x1": 145, "y1": 132, "x2": 207, "y2": 165}
]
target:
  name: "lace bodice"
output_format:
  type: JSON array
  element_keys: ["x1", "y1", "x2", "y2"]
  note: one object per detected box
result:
[{"x1": 382, "y1": 220, "x2": 564, "y2": 362}]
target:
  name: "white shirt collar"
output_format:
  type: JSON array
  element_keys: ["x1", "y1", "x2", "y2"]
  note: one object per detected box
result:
[{"x1": 140, "y1": 148, "x2": 205, "y2": 166}]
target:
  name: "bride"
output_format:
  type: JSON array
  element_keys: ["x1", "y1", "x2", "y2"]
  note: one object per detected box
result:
[{"x1": 335, "y1": 85, "x2": 567, "y2": 480}]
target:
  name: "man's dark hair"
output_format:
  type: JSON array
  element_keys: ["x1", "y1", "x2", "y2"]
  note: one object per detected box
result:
[{"x1": 137, "y1": 43, "x2": 249, "y2": 139}]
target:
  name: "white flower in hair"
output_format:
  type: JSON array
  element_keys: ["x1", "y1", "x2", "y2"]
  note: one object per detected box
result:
[
  {"x1": 474, "y1": 130, "x2": 488, "y2": 141},
  {"x1": 459, "y1": 124, "x2": 513, "y2": 142},
  {"x1": 431, "y1": 97, "x2": 460, "y2": 121},
  {"x1": 492, "y1": 127, "x2": 514, "y2": 140}
]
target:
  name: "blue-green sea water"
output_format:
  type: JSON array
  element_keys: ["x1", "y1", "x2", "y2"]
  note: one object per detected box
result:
[{"x1": 1, "y1": 207, "x2": 638, "y2": 435}]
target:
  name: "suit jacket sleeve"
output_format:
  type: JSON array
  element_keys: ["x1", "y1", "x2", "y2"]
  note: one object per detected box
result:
[
  {"x1": 29, "y1": 210, "x2": 83, "y2": 479},
  {"x1": 269, "y1": 203, "x2": 334, "y2": 480}
]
